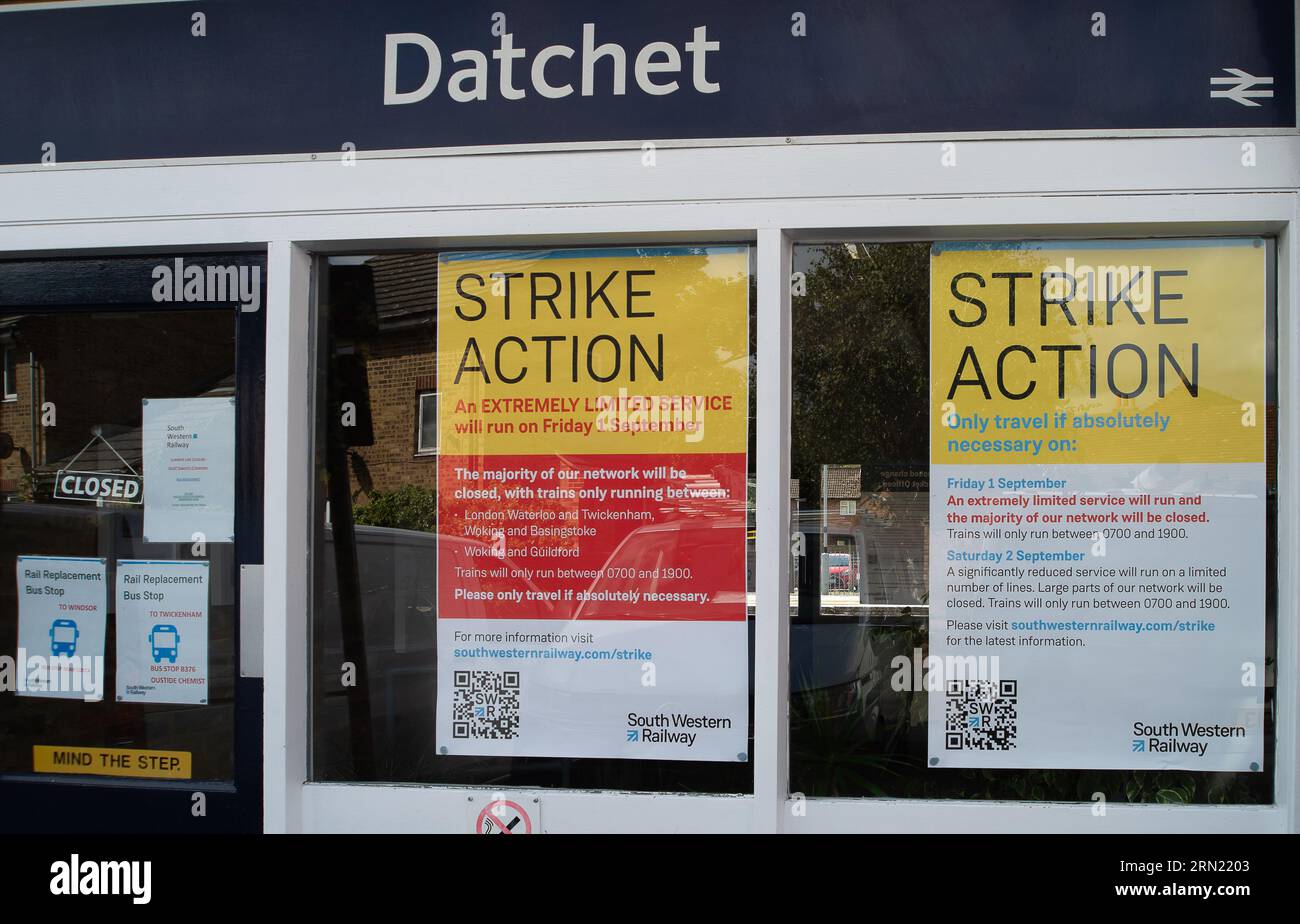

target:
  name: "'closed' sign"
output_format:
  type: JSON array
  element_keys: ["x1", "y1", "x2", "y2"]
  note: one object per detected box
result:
[{"x1": 54, "y1": 470, "x2": 143, "y2": 504}]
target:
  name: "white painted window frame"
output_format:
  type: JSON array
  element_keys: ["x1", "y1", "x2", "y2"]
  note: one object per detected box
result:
[
  {"x1": 415, "y1": 391, "x2": 439, "y2": 456},
  {"x1": 0, "y1": 135, "x2": 1295, "y2": 834},
  {"x1": 2, "y1": 345, "x2": 17, "y2": 401}
]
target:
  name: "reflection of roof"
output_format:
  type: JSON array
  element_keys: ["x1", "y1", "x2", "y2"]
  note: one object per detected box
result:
[
  {"x1": 50, "y1": 427, "x2": 142, "y2": 474},
  {"x1": 367, "y1": 253, "x2": 436, "y2": 329},
  {"x1": 822, "y1": 464, "x2": 861, "y2": 499},
  {"x1": 38, "y1": 374, "x2": 234, "y2": 476},
  {"x1": 0, "y1": 315, "x2": 24, "y2": 338}
]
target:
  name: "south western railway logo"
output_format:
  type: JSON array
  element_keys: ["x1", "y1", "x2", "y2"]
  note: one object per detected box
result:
[
  {"x1": 1131, "y1": 721, "x2": 1248, "y2": 757},
  {"x1": 625, "y1": 711, "x2": 733, "y2": 747}
]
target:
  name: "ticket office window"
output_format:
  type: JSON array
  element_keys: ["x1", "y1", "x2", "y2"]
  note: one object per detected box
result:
[
  {"x1": 309, "y1": 247, "x2": 757, "y2": 792},
  {"x1": 788, "y1": 240, "x2": 1277, "y2": 804}
]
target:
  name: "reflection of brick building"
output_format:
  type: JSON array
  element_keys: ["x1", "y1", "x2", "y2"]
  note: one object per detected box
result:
[
  {"x1": 341, "y1": 254, "x2": 439, "y2": 502},
  {"x1": 0, "y1": 335, "x2": 35, "y2": 495},
  {"x1": 0, "y1": 312, "x2": 233, "y2": 498}
]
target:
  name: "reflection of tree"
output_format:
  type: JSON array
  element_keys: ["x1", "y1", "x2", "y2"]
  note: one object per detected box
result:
[{"x1": 792, "y1": 244, "x2": 930, "y2": 493}]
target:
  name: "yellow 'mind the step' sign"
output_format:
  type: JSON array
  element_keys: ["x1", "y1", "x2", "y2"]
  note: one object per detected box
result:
[{"x1": 33, "y1": 745, "x2": 192, "y2": 779}]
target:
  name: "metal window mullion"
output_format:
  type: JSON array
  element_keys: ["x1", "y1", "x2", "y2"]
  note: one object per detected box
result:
[
  {"x1": 753, "y1": 229, "x2": 792, "y2": 833},
  {"x1": 262, "y1": 241, "x2": 313, "y2": 834},
  {"x1": 1276, "y1": 213, "x2": 1300, "y2": 833}
]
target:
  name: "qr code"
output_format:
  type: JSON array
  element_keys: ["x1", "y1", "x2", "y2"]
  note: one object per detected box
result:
[
  {"x1": 452, "y1": 670, "x2": 521, "y2": 740},
  {"x1": 945, "y1": 680, "x2": 1018, "y2": 751}
]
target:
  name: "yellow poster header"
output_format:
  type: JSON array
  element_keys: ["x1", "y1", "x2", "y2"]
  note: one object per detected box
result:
[
  {"x1": 931, "y1": 240, "x2": 1266, "y2": 465},
  {"x1": 437, "y1": 246, "x2": 750, "y2": 456}
]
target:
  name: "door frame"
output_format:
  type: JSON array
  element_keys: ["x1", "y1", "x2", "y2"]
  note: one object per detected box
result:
[{"x1": 0, "y1": 253, "x2": 266, "y2": 833}]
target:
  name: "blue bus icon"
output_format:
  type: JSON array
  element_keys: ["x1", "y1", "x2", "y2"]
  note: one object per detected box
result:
[
  {"x1": 149, "y1": 624, "x2": 180, "y2": 663},
  {"x1": 50, "y1": 618, "x2": 79, "y2": 657}
]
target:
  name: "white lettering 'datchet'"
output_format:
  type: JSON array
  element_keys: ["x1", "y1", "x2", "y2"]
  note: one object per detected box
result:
[{"x1": 384, "y1": 23, "x2": 720, "y2": 105}]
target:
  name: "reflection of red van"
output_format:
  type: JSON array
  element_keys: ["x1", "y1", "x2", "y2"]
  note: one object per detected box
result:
[
  {"x1": 437, "y1": 535, "x2": 555, "y2": 619},
  {"x1": 573, "y1": 518, "x2": 746, "y2": 621},
  {"x1": 826, "y1": 552, "x2": 857, "y2": 590}
]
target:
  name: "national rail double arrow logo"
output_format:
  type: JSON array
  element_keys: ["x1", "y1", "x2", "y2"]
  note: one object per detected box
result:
[{"x1": 1209, "y1": 68, "x2": 1275, "y2": 107}]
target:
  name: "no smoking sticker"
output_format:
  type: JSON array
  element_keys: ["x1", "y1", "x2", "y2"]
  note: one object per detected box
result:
[{"x1": 472, "y1": 798, "x2": 537, "y2": 834}]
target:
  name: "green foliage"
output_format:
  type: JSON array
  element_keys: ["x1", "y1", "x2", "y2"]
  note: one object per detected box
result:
[
  {"x1": 18, "y1": 470, "x2": 52, "y2": 502},
  {"x1": 791, "y1": 682, "x2": 910, "y2": 797},
  {"x1": 791, "y1": 243, "x2": 930, "y2": 491},
  {"x1": 353, "y1": 484, "x2": 437, "y2": 532}
]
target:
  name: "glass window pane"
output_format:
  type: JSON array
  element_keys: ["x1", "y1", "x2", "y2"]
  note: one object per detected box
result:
[
  {"x1": 417, "y1": 392, "x2": 437, "y2": 454},
  {"x1": 312, "y1": 248, "x2": 756, "y2": 793},
  {"x1": 3, "y1": 348, "x2": 16, "y2": 399},
  {"x1": 788, "y1": 241, "x2": 1277, "y2": 803},
  {"x1": 0, "y1": 308, "x2": 239, "y2": 781}
]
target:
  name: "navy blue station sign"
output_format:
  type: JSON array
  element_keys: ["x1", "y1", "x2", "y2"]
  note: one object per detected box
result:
[{"x1": 0, "y1": 0, "x2": 1294, "y2": 166}]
